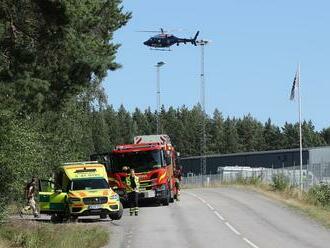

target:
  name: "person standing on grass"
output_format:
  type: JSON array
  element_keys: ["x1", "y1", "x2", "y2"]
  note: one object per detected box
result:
[
  {"x1": 125, "y1": 169, "x2": 140, "y2": 216},
  {"x1": 21, "y1": 176, "x2": 39, "y2": 218}
]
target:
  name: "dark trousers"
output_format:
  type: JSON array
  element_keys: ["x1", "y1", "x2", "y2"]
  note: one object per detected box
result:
[{"x1": 128, "y1": 191, "x2": 139, "y2": 214}]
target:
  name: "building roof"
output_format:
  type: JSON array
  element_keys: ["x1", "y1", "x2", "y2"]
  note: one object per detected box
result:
[{"x1": 181, "y1": 146, "x2": 330, "y2": 160}]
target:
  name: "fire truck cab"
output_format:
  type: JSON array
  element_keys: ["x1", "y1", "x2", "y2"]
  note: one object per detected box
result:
[{"x1": 94, "y1": 135, "x2": 180, "y2": 206}]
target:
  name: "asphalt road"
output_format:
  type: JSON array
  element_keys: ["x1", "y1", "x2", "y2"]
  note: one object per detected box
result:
[{"x1": 105, "y1": 187, "x2": 330, "y2": 248}]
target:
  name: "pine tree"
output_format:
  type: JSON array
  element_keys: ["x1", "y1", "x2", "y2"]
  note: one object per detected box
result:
[
  {"x1": 236, "y1": 114, "x2": 265, "y2": 152},
  {"x1": 282, "y1": 122, "x2": 300, "y2": 149},
  {"x1": 264, "y1": 118, "x2": 284, "y2": 150},
  {"x1": 91, "y1": 109, "x2": 110, "y2": 154},
  {"x1": 117, "y1": 105, "x2": 134, "y2": 144},
  {"x1": 162, "y1": 106, "x2": 184, "y2": 152},
  {"x1": 321, "y1": 127, "x2": 330, "y2": 145},
  {"x1": 104, "y1": 105, "x2": 120, "y2": 148},
  {"x1": 223, "y1": 117, "x2": 240, "y2": 153},
  {"x1": 301, "y1": 120, "x2": 326, "y2": 147},
  {"x1": 144, "y1": 107, "x2": 157, "y2": 134},
  {"x1": 132, "y1": 108, "x2": 152, "y2": 135},
  {"x1": 0, "y1": 0, "x2": 131, "y2": 113},
  {"x1": 209, "y1": 109, "x2": 225, "y2": 153}
]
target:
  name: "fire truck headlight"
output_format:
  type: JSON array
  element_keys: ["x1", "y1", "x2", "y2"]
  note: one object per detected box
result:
[{"x1": 157, "y1": 184, "x2": 166, "y2": 191}]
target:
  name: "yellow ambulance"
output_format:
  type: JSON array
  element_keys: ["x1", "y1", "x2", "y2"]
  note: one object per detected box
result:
[{"x1": 39, "y1": 161, "x2": 123, "y2": 222}]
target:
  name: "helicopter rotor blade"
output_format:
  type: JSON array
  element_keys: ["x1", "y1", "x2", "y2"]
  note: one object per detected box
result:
[
  {"x1": 136, "y1": 30, "x2": 161, "y2": 33},
  {"x1": 136, "y1": 28, "x2": 186, "y2": 34},
  {"x1": 136, "y1": 28, "x2": 168, "y2": 33},
  {"x1": 168, "y1": 28, "x2": 186, "y2": 33}
]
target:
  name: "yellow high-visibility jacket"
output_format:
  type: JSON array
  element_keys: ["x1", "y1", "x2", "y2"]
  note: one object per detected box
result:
[{"x1": 125, "y1": 175, "x2": 140, "y2": 193}]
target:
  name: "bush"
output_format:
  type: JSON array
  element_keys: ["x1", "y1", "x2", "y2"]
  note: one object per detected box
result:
[
  {"x1": 0, "y1": 201, "x2": 8, "y2": 223},
  {"x1": 248, "y1": 175, "x2": 262, "y2": 185},
  {"x1": 0, "y1": 113, "x2": 46, "y2": 222},
  {"x1": 307, "y1": 184, "x2": 330, "y2": 207},
  {"x1": 272, "y1": 173, "x2": 289, "y2": 191},
  {"x1": 233, "y1": 174, "x2": 262, "y2": 185}
]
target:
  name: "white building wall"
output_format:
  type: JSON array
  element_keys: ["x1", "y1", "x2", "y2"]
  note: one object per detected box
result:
[{"x1": 309, "y1": 147, "x2": 330, "y2": 164}]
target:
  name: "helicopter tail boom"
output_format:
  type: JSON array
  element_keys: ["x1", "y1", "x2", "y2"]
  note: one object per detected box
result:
[{"x1": 192, "y1": 31, "x2": 199, "y2": 46}]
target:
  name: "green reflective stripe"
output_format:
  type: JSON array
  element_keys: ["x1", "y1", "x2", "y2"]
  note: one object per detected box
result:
[
  {"x1": 39, "y1": 195, "x2": 50, "y2": 202},
  {"x1": 72, "y1": 177, "x2": 104, "y2": 180},
  {"x1": 50, "y1": 203, "x2": 66, "y2": 210}
]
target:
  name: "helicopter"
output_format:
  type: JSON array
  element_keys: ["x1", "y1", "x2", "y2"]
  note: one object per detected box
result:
[{"x1": 142, "y1": 28, "x2": 200, "y2": 50}]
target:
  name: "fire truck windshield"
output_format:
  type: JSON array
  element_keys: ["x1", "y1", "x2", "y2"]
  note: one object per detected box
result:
[{"x1": 111, "y1": 150, "x2": 163, "y2": 173}]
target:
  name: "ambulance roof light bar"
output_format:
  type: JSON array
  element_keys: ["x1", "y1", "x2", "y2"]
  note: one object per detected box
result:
[{"x1": 63, "y1": 161, "x2": 99, "y2": 165}]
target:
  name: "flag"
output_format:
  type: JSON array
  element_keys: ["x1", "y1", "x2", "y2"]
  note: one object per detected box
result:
[{"x1": 290, "y1": 70, "x2": 299, "y2": 100}]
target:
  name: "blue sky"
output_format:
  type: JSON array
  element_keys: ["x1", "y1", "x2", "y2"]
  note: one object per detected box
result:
[{"x1": 104, "y1": 0, "x2": 330, "y2": 130}]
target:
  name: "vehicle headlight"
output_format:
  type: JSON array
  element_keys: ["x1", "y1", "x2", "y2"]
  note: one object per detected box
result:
[
  {"x1": 157, "y1": 184, "x2": 166, "y2": 191},
  {"x1": 110, "y1": 194, "x2": 119, "y2": 200},
  {"x1": 68, "y1": 197, "x2": 81, "y2": 203}
]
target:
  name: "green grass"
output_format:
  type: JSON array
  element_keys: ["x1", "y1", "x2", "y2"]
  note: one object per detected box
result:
[{"x1": 0, "y1": 220, "x2": 109, "y2": 248}]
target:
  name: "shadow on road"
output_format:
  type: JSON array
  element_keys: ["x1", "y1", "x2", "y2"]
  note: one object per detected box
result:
[
  {"x1": 13, "y1": 215, "x2": 119, "y2": 224},
  {"x1": 123, "y1": 198, "x2": 167, "y2": 208}
]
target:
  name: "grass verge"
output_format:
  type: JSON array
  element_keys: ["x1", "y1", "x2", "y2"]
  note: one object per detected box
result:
[{"x1": 0, "y1": 220, "x2": 109, "y2": 248}]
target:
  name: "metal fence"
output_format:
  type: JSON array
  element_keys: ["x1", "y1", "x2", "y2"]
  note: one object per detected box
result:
[{"x1": 182, "y1": 163, "x2": 330, "y2": 191}]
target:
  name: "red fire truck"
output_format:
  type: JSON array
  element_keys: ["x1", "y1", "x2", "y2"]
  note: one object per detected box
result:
[{"x1": 91, "y1": 135, "x2": 180, "y2": 205}]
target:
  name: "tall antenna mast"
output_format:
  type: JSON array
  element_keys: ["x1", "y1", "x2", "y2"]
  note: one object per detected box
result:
[
  {"x1": 196, "y1": 39, "x2": 210, "y2": 182},
  {"x1": 155, "y1": 61, "x2": 166, "y2": 134}
]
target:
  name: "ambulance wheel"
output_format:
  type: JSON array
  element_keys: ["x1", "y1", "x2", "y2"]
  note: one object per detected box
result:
[
  {"x1": 70, "y1": 215, "x2": 78, "y2": 223},
  {"x1": 100, "y1": 213, "x2": 107, "y2": 219},
  {"x1": 109, "y1": 203, "x2": 123, "y2": 220},
  {"x1": 51, "y1": 214, "x2": 64, "y2": 223}
]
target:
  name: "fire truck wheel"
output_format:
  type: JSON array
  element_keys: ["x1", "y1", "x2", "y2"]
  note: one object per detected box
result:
[{"x1": 162, "y1": 190, "x2": 170, "y2": 206}]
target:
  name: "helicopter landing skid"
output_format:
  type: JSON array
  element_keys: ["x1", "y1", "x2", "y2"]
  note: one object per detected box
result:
[{"x1": 150, "y1": 48, "x2": 171, "y2": 51}]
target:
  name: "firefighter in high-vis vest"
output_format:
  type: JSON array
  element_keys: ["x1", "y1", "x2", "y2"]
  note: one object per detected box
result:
[{"x1": 125, "y1": 168, "x2": 140, "y2": 216}]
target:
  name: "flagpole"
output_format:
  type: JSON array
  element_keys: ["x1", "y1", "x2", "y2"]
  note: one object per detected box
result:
[{"x1": 297, "y1": 63, "x2": 303, "y2": 192}]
